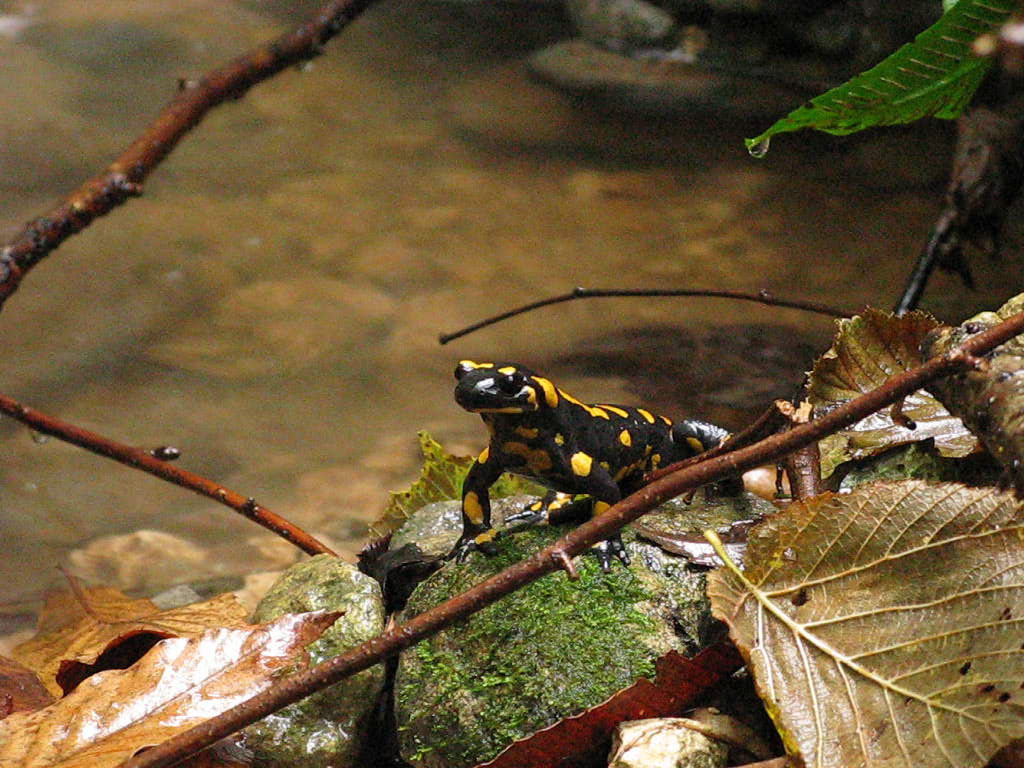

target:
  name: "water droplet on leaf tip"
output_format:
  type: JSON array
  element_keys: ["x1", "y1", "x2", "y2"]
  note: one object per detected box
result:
[{"x1": 747, "y1": 137, "x2": 770, "y2": 159}]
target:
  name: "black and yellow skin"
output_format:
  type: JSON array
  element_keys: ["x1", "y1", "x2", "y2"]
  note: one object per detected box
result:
[{"x1": 451, "y1": 360, "x2": 730, "y2": 570}]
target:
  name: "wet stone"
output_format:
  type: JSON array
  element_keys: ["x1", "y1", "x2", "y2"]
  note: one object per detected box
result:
[
  {"x1": 527, "y1": 39, "x2": 804, "y2": 117},
  {"x1": 68, "y1": 530, "x2": 218, "y2": 594},
  {"x1": 609, "y1": 718, "x2": 728, "y2": 768},
  {"x1": 244, "y1": 554, "x2": 386, "y2": 768},
  {"x1": 393, "y1": 502, "x2": 719, "y2": 767}
]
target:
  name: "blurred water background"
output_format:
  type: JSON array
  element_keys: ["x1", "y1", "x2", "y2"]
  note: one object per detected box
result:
[{"x1": 1, "y1": 0, "x2": 1020, "y2": 627}]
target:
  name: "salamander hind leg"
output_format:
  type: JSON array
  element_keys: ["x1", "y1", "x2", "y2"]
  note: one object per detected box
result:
[{"x1": 590, "y1": 500, "x2": 630, "y2": 572}]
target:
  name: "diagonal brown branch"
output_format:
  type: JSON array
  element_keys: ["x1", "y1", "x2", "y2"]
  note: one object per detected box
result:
[
  {"x1": 0, "y1": 0, "x2": 375, "y2": 311},
  {"x1": 121, "y1": 311, "x2": 1024, "y2": 768},
  {"x1": 0, "y1": 392, "x2": 336, "y2": 558}
]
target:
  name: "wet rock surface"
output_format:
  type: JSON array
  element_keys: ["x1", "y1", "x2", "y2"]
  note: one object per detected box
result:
[
  {"x1": 392, "y1": 497, "x2": 731, "y2": 767},
  {"x1": 244, "y1": 554, "x2": 387, "y2": 768}
]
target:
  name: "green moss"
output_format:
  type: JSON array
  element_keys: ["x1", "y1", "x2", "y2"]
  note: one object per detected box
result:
[{"x1": 396, "y1": 526, "x2": 674, "y2": 767}]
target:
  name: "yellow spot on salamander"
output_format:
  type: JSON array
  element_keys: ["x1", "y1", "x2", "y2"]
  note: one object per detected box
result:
[
  {"x1": 478, "y1": 447, "x2": 490, "y2": 464},
  {"x1": 464, "y1": 491, "x2": 485, "y2": 524},
  {"x1": 474, "y1": 529, "x2": 497, "y2": 544},
  {"x1": 498, "y1": 366, "x2": 517, "y2": 374},
  {"x1": 524, "y1": 386, "x2": 538, "y2": 408},
  {"x1": 619, "y1": 429, "x2": 632, "y2": 447},
  {"x1": 602, "y1": 405, "x2": 630, "y2": 418},
  {"x1": 555, "y1": 433, "x2": 565, "y2": 445},
  {"x1": 549, "y1": 493, "x2": 572, "y2": 511},
  {"x1": 660, "y1": 415, "x2": 672, "y2": 425},
  {"x1": 594, "y1": 501, "x2": 611, "y2": 515},
  {"x1": 600, "y1": 461, "x2": 610, "y2": 471},
  {"x1": 533, "y1": 377, "x2": 559, "y2": 407},
  {"x1": 571, "y1": 452, "x2": 593, "y2": 476},
  {"x1": 558, "y1": 389, "x2": 611, "y2": 419},
  {"x1": 460, "y1": 359, "x2": 493, "y2": 369},
  {"x1": 530, "y1": 500, "x2": 543, "y2": 511},
  {"x1": 686, "y1": 437, "x2": 705, "y2": 454},
  {"x1": 515, "y1": 426, "x2": 539, "y2": 439},
  {"x1": 637, "y1": 408, "x2": 656, "y2": 424},
  {"x1": 650, "y1": 453, "x2": 662, "y2": 468}
]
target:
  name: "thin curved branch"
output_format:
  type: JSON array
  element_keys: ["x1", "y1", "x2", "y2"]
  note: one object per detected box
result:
[
  {"x1": 438, "y1": 287, "x2": 848, "y2": 344},
  {"x1": 0, "y1": 0, "x2": 375, "y2": 310},
  {"x1": 0, "y1": 393, "x2": 336, "y2": 558},
  {"x1": 122, "y1": 310, "x2": 1024, "y2": 768}
]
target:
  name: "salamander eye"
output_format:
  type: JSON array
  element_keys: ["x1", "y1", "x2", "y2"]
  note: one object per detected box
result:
[{"x1": 497, "y1": 373, "x2": 524, "y2": 395}]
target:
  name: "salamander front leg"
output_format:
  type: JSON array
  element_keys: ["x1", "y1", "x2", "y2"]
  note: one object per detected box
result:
[{"x1": 450, "y1": 451, "x2": 503, "y2": 563}]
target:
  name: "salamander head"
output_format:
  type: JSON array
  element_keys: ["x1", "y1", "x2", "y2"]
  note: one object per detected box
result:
[{"x1": 454, "y1": 360, "x2": 555, "y2": 414}]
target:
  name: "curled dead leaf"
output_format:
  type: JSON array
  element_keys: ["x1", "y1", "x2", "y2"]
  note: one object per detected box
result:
[{"x1": 0, "y1": 610, "x2": 339, "y2": 768}]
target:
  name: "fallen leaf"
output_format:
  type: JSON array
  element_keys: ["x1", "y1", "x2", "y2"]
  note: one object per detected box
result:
[
  {"x1": 808, "y1": 310, "x2": 977, "y2": 476},
  {"x1": 922, "y1": 293, "x2": 1024, "y2": 492},
  {"x1": 0, "y1": 611, "x2": 338, "y2": 768},
  {"x1": 0, "y1": 656, "x2": 53, "y2": 719},
  {"x1": 12, "y1": 587, "x2": 249, "y2": 696},
  {"x1": 480, "y1": 643, "x2": 743, "y2": 768},
  {"x1": 708, "y1": 480, "x2": 1024, "y2": 768}
]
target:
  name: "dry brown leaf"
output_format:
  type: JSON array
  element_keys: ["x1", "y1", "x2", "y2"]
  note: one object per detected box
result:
[
  {"x1": 708, "y1": 481, "x2": 1024, "y2": 768},
  {"x1": 807, "y1": 309, "x2": 977, "y2": 476},
  {"x1": 12, "y1": 587, "x2": 248, "y2": 696},
  {"x1": 0, "y1": 656, "x2": 53, "y2": 719},
  {"x1": 0, "y1": 610, "x2": 338, "y2": 768},
  {"x1": 922, "y1": 292, "x2": 1024, "y2": 492}
]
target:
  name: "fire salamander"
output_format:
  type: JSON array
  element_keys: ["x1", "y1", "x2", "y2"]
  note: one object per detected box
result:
[{"x1": 450, "y1": 360, "x2": 730, "y2": 571}]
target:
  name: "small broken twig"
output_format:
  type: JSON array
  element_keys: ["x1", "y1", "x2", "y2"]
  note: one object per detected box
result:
[
  {"x1": 776, "y1": 400, "x2": 823, "y2": 500},
  {"x1": 0, "y1": 393, "x2": 336, "y2": 558}
]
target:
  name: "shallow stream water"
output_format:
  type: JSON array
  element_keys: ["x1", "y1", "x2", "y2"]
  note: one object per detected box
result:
[{"x1": 1, "y1": 0, "x2": 1021, "y2": 625}]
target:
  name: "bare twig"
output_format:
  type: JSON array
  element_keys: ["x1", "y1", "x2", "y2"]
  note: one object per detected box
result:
[
  {"x1": 0, "y1": 0, "x2": 375, "y2": 311},
  {"x1": 776, "y1": 400, "x2": 823, "y2": 500},
  {"x1": 438, "y1": 287, "x2": 848, "y2": 344},
  {"x1": 121, "y1": 311, "x2": 1024, "y2": 768},
  {"x1": 0, "y1": 393, "x2": 336, "y2": 558}
]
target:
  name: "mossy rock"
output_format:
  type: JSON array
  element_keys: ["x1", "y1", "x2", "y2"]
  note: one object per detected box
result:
[
  {"x1": 393, "y1": 514, "x2": 721, "y2": 768},
  {"x1": 244, "y1": 554, "x2": 386, "y2": 768}
]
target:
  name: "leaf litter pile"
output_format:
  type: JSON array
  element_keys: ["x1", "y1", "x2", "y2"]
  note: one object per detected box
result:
[{"x1": 4, "y1": 295, "x2": 1024, "y2": 768}]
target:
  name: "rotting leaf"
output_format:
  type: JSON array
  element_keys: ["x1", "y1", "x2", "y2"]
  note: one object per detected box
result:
[
  {"x1": 480, "y1": 643, "x2": 743, "y2": 768},
  {"x1": 0, "y1": 611, "x2": 338, "y2": 768},
  {"x1": 368, "y1": 431, "x2": 541, "y2": 539},
  {"x1": 0, "y1": 657, "x2": 53, "y2": 719},
  {"x1": 923, "y1": 293, "x2": 1024, "y2": 492},
  {"x1": 11, "y1": 587, "x2": 248, "y2": 696},
  {"x1": 808, "y1": 309, "x2": 977, "y2": 476},
  {"x1": 707, "y1": 480, "x2": 1024, "y2": 768}
]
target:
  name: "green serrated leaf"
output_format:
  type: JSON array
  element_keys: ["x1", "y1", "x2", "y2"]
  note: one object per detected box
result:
[
  {"x1": 746, "y1": 0, "x2": 1014, "y2": 154},
  {"x1": 368, "y1": 432, "x2": 542, "y2": 539}
]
